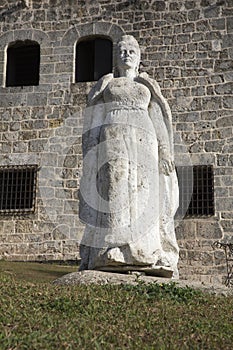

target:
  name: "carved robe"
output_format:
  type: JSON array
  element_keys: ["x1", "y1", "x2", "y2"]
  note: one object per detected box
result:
[{"x1": 79, "y1": 73, "x2": 179, "y2": 278}]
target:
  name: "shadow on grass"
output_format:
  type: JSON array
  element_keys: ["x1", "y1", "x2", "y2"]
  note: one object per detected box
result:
[{"x1": 0, "y1": 261, "x2": 78, "y2": 284}]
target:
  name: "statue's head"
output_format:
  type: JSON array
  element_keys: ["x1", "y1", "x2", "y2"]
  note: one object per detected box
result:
[{"x1": 116, "y1": 35, "x2": 141, "y2": 74}]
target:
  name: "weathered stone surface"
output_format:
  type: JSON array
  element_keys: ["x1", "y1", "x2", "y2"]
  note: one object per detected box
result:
[
  {"x1": 79, "y1": 35, "x2": 179, "y2": 278},
  {"x1": 53, "y1": 270, "x2": 233, "y2": 296},
  {"x1": 196, "y1": 222, "x2": 223, "y2": 240}
]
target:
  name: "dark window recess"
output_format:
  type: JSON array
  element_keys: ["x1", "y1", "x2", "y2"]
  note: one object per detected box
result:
[
  {"x1": 76, "y1": 37, "x2": 112, "y2": 82},
  {"x1": 0, "y1": 165, "x2": 38, "y2": 214},
  {"x1": 6, "y1": 41, "x2": 40, "y2": 87},
  {"x1": 176, "y1": 165, "x2": 215, "y2": 218}
]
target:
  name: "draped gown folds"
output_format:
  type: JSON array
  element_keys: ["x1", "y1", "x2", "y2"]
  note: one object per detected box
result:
[{"x1": 79, "y1": 73, "x2": 179, "y2": 278}]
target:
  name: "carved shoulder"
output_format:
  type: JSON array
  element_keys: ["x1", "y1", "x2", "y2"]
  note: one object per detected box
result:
[
  {"x1": 137, "y1": 72, "x2": 161, "y2": 97},
  {"x1": 88, "y1": 73, "x2": 113, "y2": 105}
]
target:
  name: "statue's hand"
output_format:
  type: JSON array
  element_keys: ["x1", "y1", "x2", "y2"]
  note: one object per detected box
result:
[{"x1": 159, "y1": 146, "x2": 175, "y2": 176}]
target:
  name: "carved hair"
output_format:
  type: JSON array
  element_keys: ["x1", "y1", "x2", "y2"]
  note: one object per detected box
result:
[{"x1": 118, "y1": 35, "x2": 140, "y2": 52}]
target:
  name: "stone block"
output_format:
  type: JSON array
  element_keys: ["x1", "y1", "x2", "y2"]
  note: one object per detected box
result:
[
  {"x1": 187, "y1": 251, "x2": 214, "y2": 266},
  {"x1": 223, "y1": 96, "x2": 233, "y2": 109},
  {"x1": 204, "y1": 6, "x2": 220, "y2": 18},
  {"x1": 212, "y1": 127, "x2": 232, "y2": 139},
  {"x1": 187, "y1": 9, "x2": 200, "y2": 21},
  {"x1": 151, "y1": 1, "x2": 166, "y2": 11},
  {"x1": 40, "y1": 63, "x2": 55, "y2": 75},
  {"x1": 176, "y1": 123, "x2": 194, "y2": 131},
  {"x1": 34, "y1": 10, "x2": 46, "y2": 22},
  {"x1": 0, "y1": 122, "x2": 9, "y2": 132},
  {"x1": 213, "y1": 250, "x2": 226, "y2": 266},
  {"x1": 27, "y1": 93, "x2": 48, "y2": 107},
  {"x1": 64, "y1": 200, "x2": 78, "y2": 214},
  {"x1": 222, "y1": 34, "x2": 233, "y2": 48},
  {"x1": 189, "y1": 142, "x2": 204, "y2": 153},
  {"x1": 55, "y1": 188, "x2": 72, "y2": 199},
  {"x1": 221, "y1": 175, "x2": 233, "y2": 186},
  {"x1": 215, "y1": 59, "x2": 233, "y2": 72},
  {"x1": 24, "y1": 234, "x2": 43, "y2": 242},
  {"x1": 217, "y1": 154, "x2": 229, "y2": 166},
  {"x1": 13, "y1": 141, "x2": 28, "y2": 153},
  {"x1": 33, "y1": 120, "x2": 48, "y2": 129},
  {"x1": 189, "y1": 98, "x2": 202, "y2": 111},
  {"x1": 55, "y1": 62, "x2": 73, "y2": 73},
  {"x1": 182, "y1": 23, "x2": 195, "y2": 33},
  {"x1": 192, "y1": 33, "x2": 205, "y2": 42},
  {"x1": 46, "y1": 9, "x2": 58, "y2": 21},
  {"x1": 0, "y1": 244, "x2": 15, "y2": 255},
  {"x1": 222, "y1": 233, "x2": 233, "y2": 244},
  {"x1": 216, "y1": 197, "x2": 233, "y2": 211},
  {"x1": 38, "y1": 241, "x2": 62, "y2": 254},
  {"x1": 28, "y1": 139, "x2": 47, "y2": 152},
  {"x1": 215, "y1": 82, "x2": 233, "y2": 95},
  {"x1": 0, "y1": 142, "x2": 12, "y2": 153},
  {"x1": 175, "y1": 220, "x2": 196, "y2": 240},
  {"x1": 196, "y1": 20, "x2": 211, "y2": 32},
  {"x1": 198, "y1": 41, "x2": 212, "y2": 51},
  {"x1": 63, "y1": 155, "x2": 77, "y2": 168},
  {"x1": 210, "y1": 18, "x2": 226, "y2": 30},
  {"x1": 190, "y1": 153, "x2": 216, "y2": 165},
  {"x1": 220, "y1": 220, "x2": 233, "y2": 232},
  {"x1": 229, "y1": 155, "x2": 233, "y2": 165},
  {"x1": 227, "y1": 16, "x2": 233, "y2": 32},
  {"x1": 2, "y1": 132, "x2": 18, "y2": 141},
  {"x1": 204, "y1": 140, "x2": 225, "y2": 153},
  {"x1": 176, "y1": 34, "x2": 190, "y2": 44},
  {"x1": 216, "y1": 116, "x2": 233, "y2": 127},
  {"x1": 202, "y1": 97, "x2": 222, "y2": 111},
  {"x1": 196, "y1": 221, "x2": 223, "y2": 240},
  {"x1": 224, "y1": 71, "x2": 233, "y2": 82},
  {"x1": 41, "y1": 153, "x2": 58, "y2": 166},
  {"x1": 0, "y1": 93, "x2": 25, "y2": 108}
]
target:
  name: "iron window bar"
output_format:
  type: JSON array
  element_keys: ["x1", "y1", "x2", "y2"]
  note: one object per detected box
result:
[
  {"x1": 176, "y1": 165, "x2": 215, "y2": 218},
  {"x1": 0, "y1": 165, "x2": 38, "y2": 214}
]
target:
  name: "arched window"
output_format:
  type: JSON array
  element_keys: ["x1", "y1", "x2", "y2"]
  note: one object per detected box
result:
[
  {"x1": 6, "y1": 40, "x2": 40, "y2": 87},
  {"x1": 75, "y1": 37, "x2": 112, "y2": 82}
]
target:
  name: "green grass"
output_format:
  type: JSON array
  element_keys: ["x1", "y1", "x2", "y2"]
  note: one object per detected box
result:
[
  {"x1": 0, "y1": 262, "x2": 233, "y2": 350},
  {"x1": 0, "y1": 261, "x2": 77, "y2": 283}
]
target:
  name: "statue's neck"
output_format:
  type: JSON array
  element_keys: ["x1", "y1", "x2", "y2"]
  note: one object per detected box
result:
[{"x1": 118, "y1": 68, "x2": 137, "y2": 80}]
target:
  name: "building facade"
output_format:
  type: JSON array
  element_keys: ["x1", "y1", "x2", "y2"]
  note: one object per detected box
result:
[{"x1": 0, "y1": 0, "x2": 232, "y2": 283}]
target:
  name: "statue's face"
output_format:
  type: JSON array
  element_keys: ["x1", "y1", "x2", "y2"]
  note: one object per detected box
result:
[{"x1": 117, "y1": 40, "x2": 140, "y2": 70}]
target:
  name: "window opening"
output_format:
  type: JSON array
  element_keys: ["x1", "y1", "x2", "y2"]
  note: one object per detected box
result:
[
  {"x1": 6, "y1": 40, "x2": 40, "y2": 87},
  {"x1": 176, "y1": 165, "x2": 214, "y2": 217},
  {"x1": 75, "y1": 37, "x2": 112, "y2": 82},
  {"x1": 0, "y1": 165, "x2": 38, "y2": 214}
]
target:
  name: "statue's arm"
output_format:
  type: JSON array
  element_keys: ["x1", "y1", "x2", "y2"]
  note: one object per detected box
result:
[
  {"x1": 137, "y1": 73, "x2": 175, "y2": 175},
  {"x1": 149, "y1": 102, "x2": 175, "y2": 175},
  {"x1": 82, "y1": 73, "x2": 113, "y2": 155},
  {"x1": 88, "y1": 73, "x2": 113, "y2": 106}
]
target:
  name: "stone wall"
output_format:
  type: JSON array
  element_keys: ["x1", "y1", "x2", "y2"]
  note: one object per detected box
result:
[{"x1": 0, "y1": 0, "x2": 232, "y2": 283}]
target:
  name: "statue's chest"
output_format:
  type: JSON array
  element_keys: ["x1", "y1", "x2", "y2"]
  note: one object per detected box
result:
[{"x1": 104, "y1": 78, "x2": 151, "y2": 106}]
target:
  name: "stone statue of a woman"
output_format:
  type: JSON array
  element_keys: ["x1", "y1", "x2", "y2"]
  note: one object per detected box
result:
[{"x1": 79, "y1": 35, "x2": 179, "y2": 278}]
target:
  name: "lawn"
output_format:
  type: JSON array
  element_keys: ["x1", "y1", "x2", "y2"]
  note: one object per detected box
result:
[{"x1": 0, "y1": 261, "x2": 232, "y2": 350}]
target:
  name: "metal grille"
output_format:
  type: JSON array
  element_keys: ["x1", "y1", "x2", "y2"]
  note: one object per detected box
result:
[
  {"x1": 0, "y1": 165, "x2": 38, "y2": 214},
  {"x1": 213, "y1": 241, "x2": 233, "y2": 287},
  {"x1": 176, "y1": 165, "x2": 215, "y2": 217}
]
